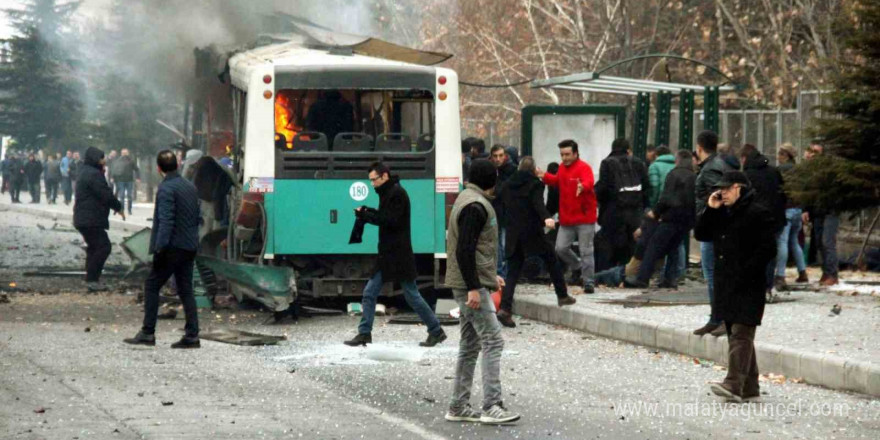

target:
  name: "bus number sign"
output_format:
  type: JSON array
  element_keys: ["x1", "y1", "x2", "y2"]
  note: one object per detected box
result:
[{"x1": 349, "y1": 182, "x2": 369, "y2": 201}]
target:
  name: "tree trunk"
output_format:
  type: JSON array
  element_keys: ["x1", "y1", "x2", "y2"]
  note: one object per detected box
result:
[{"x1": 856, "y1": 210, "x2": 880, "y2": 270}]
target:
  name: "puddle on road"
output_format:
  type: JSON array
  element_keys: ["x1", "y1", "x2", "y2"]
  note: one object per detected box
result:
[{"x1": 271, "y1": 342, "x2": 460, "y2": 368}]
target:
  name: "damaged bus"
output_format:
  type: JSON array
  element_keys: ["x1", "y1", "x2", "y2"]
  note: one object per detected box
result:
[{"x1": 203, "y1": 34, "x2": 462, "y2": 312}]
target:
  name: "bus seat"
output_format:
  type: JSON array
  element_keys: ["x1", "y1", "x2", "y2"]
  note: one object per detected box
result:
[
  {"x1": 416, "y1": 133, "x2": 434, "y2": 152},
  {"x1": 333, "y1": 132, "x2": 373, "y2": 152},
  {"x1": 376, "y1": 133, "x2": 413, "y2": 152},
  {"x1": 293, "y1": 132, "x2": 328, "y2": 152}
]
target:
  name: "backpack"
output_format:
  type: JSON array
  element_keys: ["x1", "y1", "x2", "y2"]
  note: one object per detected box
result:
[{"x1": 612, "y1": 156, "x2": 644, "y2": 208}]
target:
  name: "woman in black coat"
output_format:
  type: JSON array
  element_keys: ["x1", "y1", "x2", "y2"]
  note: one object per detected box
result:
[
  {"x1": 496, "y1": 157, "x2": 575, "y2": 327},
  {"x1": 694, "y1": 171, "x2": 777, "y2": 402}
]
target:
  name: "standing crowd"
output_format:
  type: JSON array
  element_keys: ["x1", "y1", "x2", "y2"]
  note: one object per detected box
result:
[{"x1": 2, "y1": 148, "x2": 138, "y2": 209}]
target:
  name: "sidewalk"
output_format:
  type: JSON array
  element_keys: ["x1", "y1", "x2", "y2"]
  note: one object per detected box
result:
[
  {"x1": 512, "y1": 271, "x2": 880, "y2": 397},
  {"x1": 0, "y1": 196, "x2": 153, "y2": 233}
]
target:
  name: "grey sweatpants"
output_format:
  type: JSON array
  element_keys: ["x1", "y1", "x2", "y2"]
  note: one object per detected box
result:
[
  {"x1": 555, "y1": 223, "x2": 596, "y2": 278},
  {"x1": 450, "y1": 288, "x2": 504, "y2": 412}
]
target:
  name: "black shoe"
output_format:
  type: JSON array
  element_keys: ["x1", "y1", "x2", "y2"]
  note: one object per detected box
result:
[
  {"x1": 344, "y1": 333, "x2": 372, "y2": 346},
  {"x1": 557, "y1": 295, "x2": 577, "y2": 307},
  {"x1": 693, "y1": 323, "x2": 720, "y2": 336},
  {"x1": 420, "y1": 331, "x2": 447, "y2": 347},
  {"x1": 657, "y1": 279, "x2": 678, "y2": 289},
  {"x1": 496, "y1": 310, "x2": 516, "y2": 328},
  {"x1": 171, "y1": 336, "x2": 201, "y2": 349},
  {"x1": 582, "y1": 281, "x2": 595, "y2": 294},
  {"x1": 123, "y1": 331, "x2": 156, "y2": 346},
  {"x1": 710, "y1": 325, "x2": 727, "y2": 337}
]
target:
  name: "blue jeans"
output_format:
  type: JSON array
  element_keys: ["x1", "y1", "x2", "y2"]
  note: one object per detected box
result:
[
  {"x1": 496, "y1": 228, "x2": 508, "y2": 278},
  {"x1": 115, "y1": 181, "x2": 134, "y2": 213},
  {"x1": 701, "y1": 241, "x2": 721, "y2": 325},
  {"x1": 776, "y1": 208, "x2": 807, "y2": 276},
  {"x1": 357, "y1": 271, "x2": 442, "y2": 336},
  {"x1": 636, "y1": 222, "x2": 689, "y2": 285},
  {"x1": 814, "y1": 214, "x2": 840, "y2": 277}
]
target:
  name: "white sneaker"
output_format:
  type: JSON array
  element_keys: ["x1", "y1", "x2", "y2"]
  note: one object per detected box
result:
[
  {"x1": 445, "y1": 405, "x2": 481, "y2": 422},
  {"x1": 479, "y1": 403, "x2": 520, "y2": 424}
]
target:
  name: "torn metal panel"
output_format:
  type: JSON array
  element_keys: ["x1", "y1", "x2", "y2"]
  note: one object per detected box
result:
[
  {"x1": 200, "y1": 329, "x2": 286, "y2": 346},
  {"x1": 196, "y1": 256, "x2": 296, "y2": 312}
]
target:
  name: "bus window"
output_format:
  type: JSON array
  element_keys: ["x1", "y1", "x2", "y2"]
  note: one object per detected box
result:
[{"x1": 274, "y1": 89, "x2": 434, "y2": 152}]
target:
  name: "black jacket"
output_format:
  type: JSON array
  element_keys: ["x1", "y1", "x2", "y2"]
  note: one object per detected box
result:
[
  {"x1": 694, "y1": 189, "x2": 777, "y2": 326},
  {"x1": 358, "y1": 176, "x2": 418, "y2": 282},
  {"x1": 491, "y1": 160, "x2": 517, "y2": 227},
  {"x1": 45, "y1": 159, "x2": 62, "y2": 181},
  {"x1": 24, "y1": 159, "x2": 42, "y2": 184},
  {"x1": 149, "y1": 171, "x2": 201, "y2": 254},
  {"x1": 695, "y1": 153, "x2": 737, "y2": 217},
  {"x1": 111, "y1": 156, "x2": 140, "y2": 183},
  {"x1": 7, "y1": 157, "x2": 25, "y2": 183},
  {"x1": 596, "y1": 152, "x2": 649, "y2": 227},
  {"x1": 73, "y1": 147, "x2": 122, "y2": 229},
  {"x1": 742, "y1": 151, "x2": 786, "y2": 232},
  {"x1": 654, "y1": 164, "x2": 696, "y2": 228},
  {"x1": 499, "y1": 170, "x2": 553, "y2": 258}
]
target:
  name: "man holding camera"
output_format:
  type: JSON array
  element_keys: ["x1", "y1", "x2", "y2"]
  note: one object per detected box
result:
[{"x1": 694, "y1": 170, "x2": 777, "y2": 403}]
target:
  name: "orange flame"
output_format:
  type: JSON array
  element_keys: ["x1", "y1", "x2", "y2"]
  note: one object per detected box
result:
[{"x1": 274, "y1": 92, "x2": 298, "y2": 149}]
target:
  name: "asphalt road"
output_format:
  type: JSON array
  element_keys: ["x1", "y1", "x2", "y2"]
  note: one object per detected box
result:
[{"x1": 1, "y1": 293, "x2": 877, "y2": 440}]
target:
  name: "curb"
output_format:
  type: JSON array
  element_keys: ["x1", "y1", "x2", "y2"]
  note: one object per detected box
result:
[
  {"x1": 0, "y1": 203, "x2": 149, "y2": 234},
  {"x1": 514, "y1": 296, "x2": 880, "y2": 397}
]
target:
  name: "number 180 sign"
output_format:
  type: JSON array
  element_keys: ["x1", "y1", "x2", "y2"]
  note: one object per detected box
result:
[{"x1": 349, "y1": 182, "x2": 369, "y2": 201}]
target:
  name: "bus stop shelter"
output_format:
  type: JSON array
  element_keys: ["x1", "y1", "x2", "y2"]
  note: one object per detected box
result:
[{"x1": 530, "y1": 69, "x2": 736, "y2": 157}]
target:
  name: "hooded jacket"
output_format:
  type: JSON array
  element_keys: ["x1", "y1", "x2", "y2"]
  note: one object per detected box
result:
[
  {"x1": 542, "y1": 159, "x2": 597, "y2": 225},
  {"x1": 647, "y1": 154, "x2": 675, "y2": 207},
  {"x1": 595, "y1": 151, "x2": 649, "y2": 229},
  {"x1": 742, "y1": 150, "x2": 786, "y2": 232},
  {"x1": 24, "y1": 159, "x2": 42, "y2": 184},
  {"x1": 357, "y1": 176, "x2": 418, "y2": 282},
  {"x1": 73, "y1": 147, "x2": 122, "y2": 229},
  {"x1": 499, "y1": 170, "x2": 553, "y2": 258}
]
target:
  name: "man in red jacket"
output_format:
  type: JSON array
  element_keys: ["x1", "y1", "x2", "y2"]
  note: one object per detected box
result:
[{"x1": 539, "y1": 139, "x2": 598, "y2": 293}]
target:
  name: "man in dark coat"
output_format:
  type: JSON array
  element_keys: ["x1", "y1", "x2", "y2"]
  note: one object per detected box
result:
[
  {"x1": 1, "y1": 152, "x2": 9, "y2": 194},
  {"x1": 692, "y1": 130, "x2": 738, "y2": 337},
  {"x1": 739, "y1": 144, "x2": 786, "y2": 297},
  {"x1": 595, "y1": 138, "x2": 650, "y2": 269},
  {"x1": 112, "y1": 148, "x2": 140, "y2": 215},
  {"x1": 695, "y1": 171, "x2": 777, "y2": 403},
  {"x1": 344, "y1": 162, "x2": 446, "y2": 347},
  {"x1": 24, "y1": 154, "x2": 43, "y2": 203},
  {"x1": 496, "y1": 157, "x2": 576, "y2": 328},
  {"x1": 125, "y1": 150, "x2": 202, "y2": 349},
  {"x1": 73, "y1": 147, "x2": 124, "y2": 291},
  {"x1": 490, "y1": 144, "x2": 517, "y2": 278},
  {"x1": 45, "y1": 154, "x2": 62, "y2": 204},
  {"x1": 627, "y1": 150, "x2": 697, "y2": 287},
  {"x1": 7, "y1": 153, "x2": 25, "y2": 203}
]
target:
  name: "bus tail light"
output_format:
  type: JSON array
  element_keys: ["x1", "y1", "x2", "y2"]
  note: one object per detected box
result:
[{"x1": 445, "y1": 192, "x2": 459, "y2": 229}]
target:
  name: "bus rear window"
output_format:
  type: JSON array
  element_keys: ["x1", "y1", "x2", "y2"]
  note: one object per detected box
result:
[{"x1": 274, "y1": 89, "x2": 434, "y2": 153}]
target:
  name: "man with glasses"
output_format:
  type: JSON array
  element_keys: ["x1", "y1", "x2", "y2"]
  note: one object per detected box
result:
[{"x1": 344, "y1": 162, "x2": 446, "y2": 347}]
